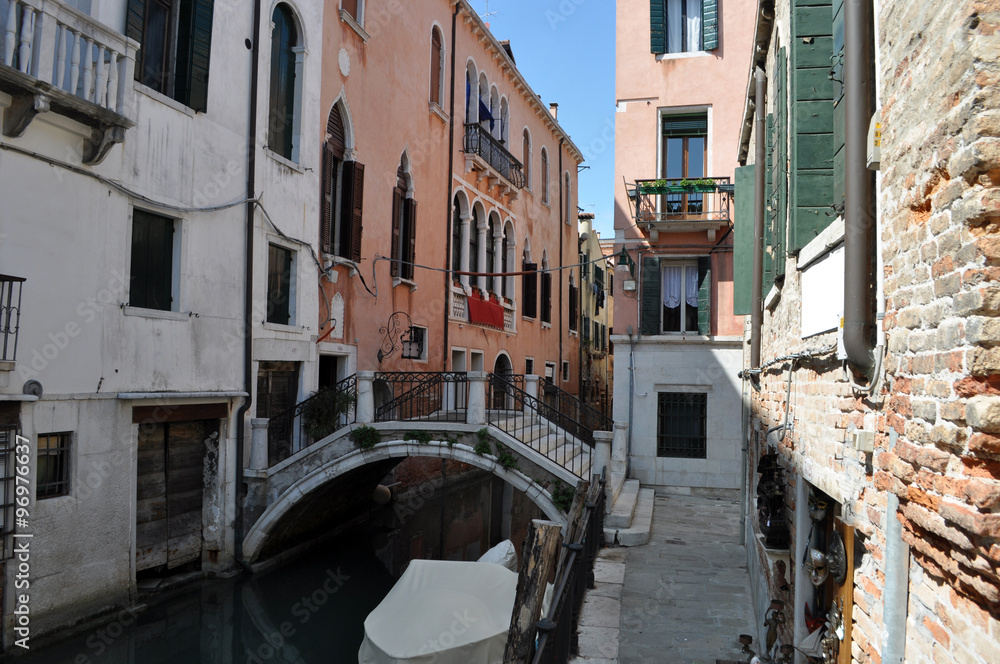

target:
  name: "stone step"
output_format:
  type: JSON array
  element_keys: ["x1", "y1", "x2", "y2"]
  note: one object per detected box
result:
[
  {"x1": 604, "y1": 488, "x2": 654, "y2": 547},
  {"x1": 605, "y1": 479, "x2": 640, "y2": 529},
  {"x1": 552, "y1": 440, "x2": 582, "y2": 467}
]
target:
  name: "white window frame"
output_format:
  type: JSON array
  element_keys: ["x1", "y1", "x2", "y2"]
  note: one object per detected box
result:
[{"x1": 660, "y1": 260, "x2": 699, "y2": 334}]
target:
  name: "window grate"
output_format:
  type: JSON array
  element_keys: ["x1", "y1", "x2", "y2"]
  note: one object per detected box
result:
[
  {"x1": 657, "y1": 392, "x2": 707, "y2": 458},
  {"x1": 0, "y1": 426, "x2": 17, "y2": 558},
  {"x1": 37, "y1": 433, "x2": 71, "y2": 499}
]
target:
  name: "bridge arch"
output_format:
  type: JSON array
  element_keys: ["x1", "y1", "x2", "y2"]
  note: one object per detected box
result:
[{"x1": 243, "y1": 438, "x2": 567, "y2": 563}]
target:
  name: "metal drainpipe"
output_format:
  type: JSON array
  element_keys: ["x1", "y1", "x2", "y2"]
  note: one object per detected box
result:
[
  {"x1": 751, "y1": 68, "x2": 766, "y2": 371},
  {"x1": 843, "y1": 0, "x2": 876, "y2": 377},
  {"x1": 558, "y1": 139, "x2": 565, "y2": 388},
  {"x1": 883, "y1": 433, "x2": 910, "y2": 663},
  {"x1": 234, "y1": 0, "x2": 263, "y2": 572},
  {"x1": 443, "y1": 3, "x2": 459, "y2": 370}
]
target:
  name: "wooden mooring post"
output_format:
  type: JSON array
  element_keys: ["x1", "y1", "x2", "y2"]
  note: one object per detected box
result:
[{"x1": 503, "y1": 519, "x2": 563, "y2": 664}]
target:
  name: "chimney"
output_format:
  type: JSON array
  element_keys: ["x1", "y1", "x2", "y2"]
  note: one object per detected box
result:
[{"x1": 549, "y1": 103, "x2": 559, "y2": 121}]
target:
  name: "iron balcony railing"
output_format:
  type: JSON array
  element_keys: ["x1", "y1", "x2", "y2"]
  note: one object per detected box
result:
[
  {"x1": 267, "y1": 374, "x2": 357, "y2": 466},
  {"x1": 374, "y1": 372, "x2": 469, "y2": 423},
  {"x1": 630, "y1": 176, "x2": 733, "y2": 225},
  {"x1": 0, "y1": 275, "x2": 25, "y2": 362},
  {"x1": 464, "y1": 123, "x2": 526, "y2": 189}
]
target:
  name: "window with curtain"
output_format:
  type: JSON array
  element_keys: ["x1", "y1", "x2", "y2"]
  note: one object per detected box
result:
[
  {"x1": 667, "y1": 0, "x2": 703, "y2": 53},
  {"x1": 661, "y1": 263, "x2": 699, "y2": 332}
]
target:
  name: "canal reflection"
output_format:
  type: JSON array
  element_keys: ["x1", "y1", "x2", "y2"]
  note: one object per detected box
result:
[{"x1": 5, "y1": 465, "x2": 541, "y2": 663}]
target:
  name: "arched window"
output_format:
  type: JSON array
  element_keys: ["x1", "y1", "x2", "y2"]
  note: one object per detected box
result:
[
  {"x1": 470, "y1": 206, "x2": 480, "y2": 277},
  {"x1": 391, "y1": 155, "x2": 416, "y2": 281},
  {"x1": 430, "y1": 27, "x2": 445, "y2": 107},
  {"x1": 499, "y1": 98, "x2": 509, "y2": 144},
  {"x1": 269, "y1": 4, "x2": 302, "y2": 161},
  {"x1": 322, "y1": 101, "x2": 364, "y2": 261},
  {"x1": 540, "y1": 252, "x2": 552, "y2": 324},
  {"x1": 540, "y1": 148, "x2": 550, "y2": 205},
  {"x1": 502, "y1": 220, "x2": 514, "y2": 298},
  {"x1": 522, "y1": 129, "x2": 531, "y2": 189},
  {"x1": 565, "y1": 172, "x2": 572, "y2": 224},
  {"x1": 486, "y1": 215, "x2": 496, "y2": 293}
]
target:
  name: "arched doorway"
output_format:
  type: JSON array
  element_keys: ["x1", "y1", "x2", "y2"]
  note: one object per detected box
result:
[{"x1": 491, "y1": 354, "x2": 514, "y2": 410}]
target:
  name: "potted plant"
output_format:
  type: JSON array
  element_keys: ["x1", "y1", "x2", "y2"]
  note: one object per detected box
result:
[{"x1": 301, "y1": 387, "x2": 356, "y2": 440}]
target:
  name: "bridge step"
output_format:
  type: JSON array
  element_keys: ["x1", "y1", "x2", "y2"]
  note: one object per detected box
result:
[
  {"x1": 605, "y1": 479, "x2": 639, "y2": 528},
  {"x1": 604, "y1": 487, "x2": 655, "y2": 547}
]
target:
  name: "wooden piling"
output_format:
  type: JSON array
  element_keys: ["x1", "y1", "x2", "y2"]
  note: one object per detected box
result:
[{"x1": 503, "y1": 519, "x2": 563, "y2": 664}]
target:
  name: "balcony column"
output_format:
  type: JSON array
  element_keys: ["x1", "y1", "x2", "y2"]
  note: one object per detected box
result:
[
  {"x1": 249, "y1": 418, "x2": 270, "y2": 472},
  {"x1": 523, "y1": 374, "x2": 539, "y2": 416},
  {"x1": 466, "y1": 371, "x2": 487, "y2": 425},
  {"x1": 476, "y1": 217, "x2": 489, "y2": 292},
  {"x1": 492, "y1": 227, "x2": 504, "y2": 295},
  {"x1": 356, "y1": 371, "x2": 375, "y2": 423},
  {"x1": 459, "y1": 212, "x2": 472, "y2": 291}
]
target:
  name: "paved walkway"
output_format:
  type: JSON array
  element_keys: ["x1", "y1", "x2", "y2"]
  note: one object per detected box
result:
[{"x1": 573, "y1": 494, "x2": 757, "y2": 664}]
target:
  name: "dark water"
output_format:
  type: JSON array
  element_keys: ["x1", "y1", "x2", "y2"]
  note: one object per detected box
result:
[{"x1": 4, "y1": 466, "x2": 541, "y2": 664}]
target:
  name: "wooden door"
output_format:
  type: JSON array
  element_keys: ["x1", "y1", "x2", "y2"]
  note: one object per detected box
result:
[{"x1": 833, "y1": 518, "x2": 855, "y2": 664}]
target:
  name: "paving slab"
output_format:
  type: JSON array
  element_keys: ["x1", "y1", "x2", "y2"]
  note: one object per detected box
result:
[{"x1": 617, "y1": 494, "x2": 756, "y2": 664}]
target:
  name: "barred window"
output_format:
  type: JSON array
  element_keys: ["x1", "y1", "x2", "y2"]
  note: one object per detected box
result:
[
  {"x1": 37, "y1": 433, "x2": 71, "y2": 498},
  {"x1": 656, "y1": 392, "x2": 707, "y2": 458}
]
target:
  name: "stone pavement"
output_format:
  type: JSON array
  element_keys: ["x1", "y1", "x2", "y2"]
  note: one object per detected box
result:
[{"x1": 573, "y1": 493, "x2": 758, "y2": 664}]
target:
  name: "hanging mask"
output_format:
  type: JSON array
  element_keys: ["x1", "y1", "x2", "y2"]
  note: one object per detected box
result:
[
  {"x1": 809, "y1": 549, "x2": 829, "y2": 586},
  {"x1": 809, "y1": 494, "x2": 828, "y2": 522}
]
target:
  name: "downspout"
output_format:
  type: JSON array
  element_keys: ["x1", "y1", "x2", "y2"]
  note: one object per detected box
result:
[
  {"x1": 443, "y1": 3, "x2": 459, "y2": 369},
  {"x1": 843, "y1": 0, "x2": 876, "y2": 377},
  {"x1": 234, "y1": 0, "x2": 263, "y2": 571},
  {"x1": 558, "y1": 138, "x2": 565, "y2": 388},
  {"x1": 750, "y1": 68, "x2": 766, "y2": 372},
  {"x1": 883, "y1": 431, "x2": 910, "y2": 662}
]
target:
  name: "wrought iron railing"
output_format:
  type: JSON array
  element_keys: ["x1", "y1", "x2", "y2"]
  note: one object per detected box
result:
[
  {"x1": 267, "y1": 374, "x2": 357, "y2": 466},
  {"x1": 539, "y1": 380, "x2": 613, "y2": 447},
  {"x1": 631, "y1": 176, "x2": 733, "y2": 224},
  {"x1": 531, "y1": 470, "x2": 607, "y2": 663},
  {"x1": 464, "y1": 123, "x2": 526, "y2": 189},
  {"x1": 486, "y1": 375, "x2": 594, "y2": 479},
  {"x1": 374, "y1": 372, "x2": 469, "y2": 423},
  {"x1": 0, "y1": 275, "x2": 24, "y2": 362}
]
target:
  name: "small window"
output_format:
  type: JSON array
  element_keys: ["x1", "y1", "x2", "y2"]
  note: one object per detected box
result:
[
  {"x1": 430, "y1": 28, "x2": 445, "y2": 106},
  {"x1": 391, "y1": 159, "x2": 416, "y2": 281},
  {"x1": 37, "y1": 433, "x2": 71, "y2": 498},
  {"x1": 540, "y1": 148, "x2": 550, "y2": 204},
  {"x1": 568, "y1": 282, "x2": 578, "y2": 331},
  {"x1": 341, "y1": 0, "x2": 364, "y2": 24},
  {"x1": 129, "y1": 210, "x2": 175, "y2": 311},
  {"x1": 269, "y1": 4, "x2": 301, "y2": 161},
  {"x1": 657, "y1": 392, "x2": 707, "y2": 458},
  {"x1": 540, "y1": 262, "x2": 552, "y2": 325},
  {"x1": 564, "y1": 172, "x2": 572, "y2": 224},
  {"x1": 660, "y1": 262, "x2": 702, "y2": 333},
  {"x1": 402, "y1": 326, "x2": 426, "y2": 361},
  {"x1": 522, "y1": 130, "x2": 532, "y2": 189},
  {"x1": 267, "y1": 244, "x2": 295, "y2": 325},
  {"x1": 544, "y1": 362, "x2": 556, "y2": 384},
  {"x1": 650, "y1": 0, "x2": 718, "y2": 55},
  {"x1": 561, "y1": 361, "x2": 570, "y2": 383},
  {"x1": 522, "y1": 259, "x2": 537, "y2": 318},
  {"x1": 525, "y1": 358, "x2": 534, "y2": 375}
]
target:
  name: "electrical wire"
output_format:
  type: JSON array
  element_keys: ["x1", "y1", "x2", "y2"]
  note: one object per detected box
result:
[{"x1": 738, "y1": 343, "x2": 837, "y2": 379}]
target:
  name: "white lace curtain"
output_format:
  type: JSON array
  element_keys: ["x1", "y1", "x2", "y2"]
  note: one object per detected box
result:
[
  {"x1": 667, "y1": 0, "x2": 703, "y2": 53},
  {"x1": 662, "y1": 266, "x2": 699, "y2": 309}
]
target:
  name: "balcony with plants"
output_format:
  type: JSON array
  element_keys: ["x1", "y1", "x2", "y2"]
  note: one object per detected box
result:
[{"x1": 626, "y1": 176, "x2": 734, "y2": 235}]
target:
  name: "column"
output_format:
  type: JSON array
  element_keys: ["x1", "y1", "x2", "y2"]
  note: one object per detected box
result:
[
  {"x1": 249, "y1": 418, "x2": 269, "y2": 472},
  {"x1": 356, "y1": 371, "x2": 375, "y2": 423},
  {"x1": 466, "y1": 371, "x2": 487, "y2": 425},
  {"x1": 492, "y1": 227, "x2": 504, "y2": 295},
  {"x1": 460, "y1": 213, "x2": 472, "y2": 290},
  {"x1": 477, "y1": 219, "x2": 489, "y2": 292}
]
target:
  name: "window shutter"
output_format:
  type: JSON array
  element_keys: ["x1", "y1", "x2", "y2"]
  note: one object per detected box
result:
[
  {"x1": 733, "y1": 164, "x2": 755, "y2": 315},
  {"x1": 405, "y1": 199, "x2": 417, "y2": 280},
  {"x1": 523, "y1": 263, "x2": 537, "y2": 318},
  {"x1": 697, "y1": 256, "x2": 711, "y2": 335},
  {"x1": 640, "y1": 256, "x2": 661, "y2": 336},
  {"x1": 775, "y1": 47, "x2": 787, "y2": 279},
  {"x1": 321, "y1": 144, "x2": 335, "y2": 254},
  {"x1": 328, "y1": 105, "x2": 346, "y2": 159},
  {"x1": 390, "y1": 189, "x2": 402, "y2": 278},
  {"x1": 702, "y1": 0, "x2": 718, "y2": 50},
  {"x1": 430, "y1": 30, "x2": 443, "y2": 105},
  {"x1": 126, "y1": 0, "x2": 145, "y2": 54},
  {"x1": 342, "y1": 0, "x2": 358, "y2": 21},
  {"x1": 129, "y1": 213, "x2": 149, "y2": 306},
  {"x1": 541, "y1": 272, "x2": 552, "y2": 323},
  {"x1": 175, "y1": 0, "x2": 215, "y2": 112},
  {"x1": 764, "y1": 113, "x2": 775, "y2": 292},
  {"x1": 583, "y1": 315, "x2": 590, "y2": 343},
  {"x1": 650, "y1": 0, "x2": 666, "y2": 53},
  {"x1": 569, "y1": 284, "x2": 578, "y2": 330},
  {"x1": 342, "y1": 161, "x2": 365, "y2": 262}
]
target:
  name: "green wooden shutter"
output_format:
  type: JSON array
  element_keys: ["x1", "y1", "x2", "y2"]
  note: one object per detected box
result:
[
  {"x1": 176, "y1": 0, "x2": 215, "y2": 112},
  {"x1": 790, "y1": 0, "x2": 835, "y2": 252},
  {"x1": 775, "y1": 47, "x2": 787, "y2": 278},
  {"x1": 733, "y1": 164, "x2": 755, "y2": 315},
  {"x1": 321, "y1": 144, "x2": 335, "y2": 254},
  {"x1": 126, "y1": 0, "x2": 145, "y2": 47},
  {"x1": 342, "y1": 161, "x2": 365, "y2": 263},
  {"x1": 650, "y1": 0, "x2": 666, "y2": 54},
  {"x1": 640, "y1": 257, "x2": 661, "y2": 336},
  {"x1": 702, "y1": 0, "x2": 718, "y2": 50},
  {"x1": 764, "y1": 114, "x2": 774, "y2": 292},
  {"x1": 697, "y1": 256, "x2": 711, "y2": 335},
  {"x1": 832, "y1": 0, "x2": 846, "y2": 211},
  {"x1": 404, "y1": 199, "x2": 417, "y2": 281},
  {"x1": 390, "y1": 188, "x2": 402, "y2": 277}
]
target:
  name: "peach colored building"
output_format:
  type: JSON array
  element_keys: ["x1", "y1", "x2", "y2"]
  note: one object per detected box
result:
[
  {"x1": 315, "y1": 0, "x2": 583, "y2": 394},
  {"x1": 611, "y1": 0, "x2": 756, "y2": 493}
]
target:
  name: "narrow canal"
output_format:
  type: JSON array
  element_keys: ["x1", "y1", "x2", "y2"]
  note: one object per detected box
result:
[{"x1": 4, "y1": 460, "x2": 543, "y2": 663}]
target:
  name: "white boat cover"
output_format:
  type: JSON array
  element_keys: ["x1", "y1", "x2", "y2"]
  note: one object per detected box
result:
[
  {"x1": 477, "y1": 539, "x2": 518, "y2": 571},
  {"x1": 358, "y1": 559, "x2": 518, "y2": 664}
]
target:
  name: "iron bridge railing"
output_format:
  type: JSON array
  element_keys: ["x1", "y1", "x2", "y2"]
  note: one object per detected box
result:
[
  {"x1": 531, "y1": 469, "x2": 607, "y2": 663},
  {"x1": 374, "y1": 372, "x2": 469, "y2": 423},
  {"x1": 538, "y1": 379, "x2": 613, "y2": 447},
  {"x1": 464, "y1": 123, "x2": 526, "y2": 189},
  {"x1": 267, "y1": 374, "x2": 357, "y2": 466},
  {"x1": 0, "y1": 275, "x2": 25, "y2": 362}
]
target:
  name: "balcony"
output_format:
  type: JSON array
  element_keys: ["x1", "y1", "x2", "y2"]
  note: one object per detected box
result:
[
  {"x1": 464, "y1": 122, "x2": 525, "y2": 193},
  {"x1": 1, "y1": 275, "x2": 24, "y2": 364},
  {"x1": 628, "y1": 177, "x2": 733, "y2": 235},
  {"x1": 0, "y1": 0, "x2": 136, "y2": 164},
  {"x1": 450, "y1": 286, "x2": 515, "y2": 333}
]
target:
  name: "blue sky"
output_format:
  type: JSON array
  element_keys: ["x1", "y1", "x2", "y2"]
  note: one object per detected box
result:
[{"x1": 469, "y1": 0, "x2": 616, "y2": 239}]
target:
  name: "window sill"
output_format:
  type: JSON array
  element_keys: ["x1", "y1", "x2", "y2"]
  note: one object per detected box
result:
[
  {"x1": 135, "y1": 83, "x2": 196, "y2": 117},
  {"x1": 266, "y1": 149, "x2": 305, "y2": 173},
  {"x1": 655, "y1": 50, "x2": 711, "y2": 62},
  {"x1": 123, "y1": 306, "x2": 188, "y2": 321},
  {"x1": 340, "y1": 10, "x2": 370, "y2": 42},
  {"x1": 541, "y1": 322, "x2": 552, "y2": 330},
  {"x1": 393, "y1": 277, "x2": 418, "y2": 292},
  {"x1": 263, "y1": 321, "x2": 302, "y2": 333},
  {"x1": 429, "y1": 102, "x2": 449, "y2": 123},
  {"x1": 569, "y1": 330, "x2": 578, "y2": 337}
]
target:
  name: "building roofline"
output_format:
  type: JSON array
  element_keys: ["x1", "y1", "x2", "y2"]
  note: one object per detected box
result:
[{"x1": 454, "y1": 0, "x2": 586, "y2": 165}]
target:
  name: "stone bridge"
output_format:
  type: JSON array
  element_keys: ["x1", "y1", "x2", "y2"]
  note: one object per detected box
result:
[{"x1": 241, "y1": 372, "x2": 618, "y2": 563}]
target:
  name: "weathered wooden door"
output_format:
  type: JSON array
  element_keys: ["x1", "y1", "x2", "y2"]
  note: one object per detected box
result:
[
  {"x1": 257, "y1": 361, "x2": 299, "y2": 462},
  {"x1": 136, "y1": 420, "x2": 216, "y2": 572}
]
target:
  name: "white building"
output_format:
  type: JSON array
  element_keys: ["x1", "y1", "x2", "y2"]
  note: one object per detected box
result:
[{"x1": 0, "y1": 0, "x2": 322, "y2": 644}]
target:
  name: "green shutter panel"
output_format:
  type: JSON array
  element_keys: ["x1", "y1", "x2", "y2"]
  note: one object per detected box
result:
[
  {"x1": 697, "y1": 256, "x2": 711, "y2": 335},
  {"x1": 640, "y1": 257, "x2": 660, "y2": 336},
  {"x1": 702, "y1": 0, "x2": 718, "y2": 51},
  {"x1": 176, "y1": 0, "x2": 215, "y2": 112},
  {"x1": 733, "y1": 164, "x2": 755, "y2": 315},
  {"x1": 404, "y1": 199, "x2": 417, "y2": 281},
  {"x1": 650, "y1": 0, "x2": 666, "y2": 54},
  {"x1": 775, "y1": 47, "x2": 787, "y2": 279},
  {"x1": 764, "y1": 114, "x2": 774, "y2": 292},
  {"x1": 390, "y1": 189, "x2": 402, "y2": 278}
]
